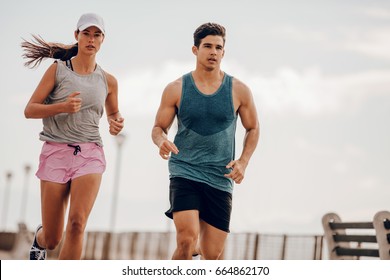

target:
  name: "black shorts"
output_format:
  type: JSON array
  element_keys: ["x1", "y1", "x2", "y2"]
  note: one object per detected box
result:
[{"x1": 165, "y1": 177, "x2": 232, "y2": 233}]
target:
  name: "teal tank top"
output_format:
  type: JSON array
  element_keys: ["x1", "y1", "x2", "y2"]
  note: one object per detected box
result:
[{"x1": 168, "y1": 72, "x2": 237, "y2": 193}]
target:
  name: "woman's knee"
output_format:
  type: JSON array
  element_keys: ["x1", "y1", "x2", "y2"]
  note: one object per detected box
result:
[
  {"x1": 67, "y1": 215, "x2": 87, "y2": 236},
  {"x1": 44, "y1": 231, "x2": 63, "y2": 250}
]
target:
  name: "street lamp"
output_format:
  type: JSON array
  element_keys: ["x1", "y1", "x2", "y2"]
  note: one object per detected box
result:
[
  {"x1": 109, "y1": 133, "x2": 126, "y2": 232},
  {"x1": 1, "y1": 171, "x2": 13, "y2": 231},
  {"x1": 20, "y1": 164, "x2": 32, "y2": 224},
  {"x1": 104, "y1": 133, "x2": 126, "y2": 259}
]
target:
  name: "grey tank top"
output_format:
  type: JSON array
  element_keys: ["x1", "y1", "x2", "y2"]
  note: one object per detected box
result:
[
  {"x1": 39, "y1": 61, "x2": 108, "y2": 146},
  {"x1": 169, "y1": 72, "x2": 237, "y2": 193}
]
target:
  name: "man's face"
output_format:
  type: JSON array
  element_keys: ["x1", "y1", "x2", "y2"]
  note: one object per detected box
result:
[{"x1": 193, "y1": 35, "x2": 225, "y2": 71}]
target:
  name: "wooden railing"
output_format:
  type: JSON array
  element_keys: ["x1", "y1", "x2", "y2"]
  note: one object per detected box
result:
[
  {"x1": 1, "y1": 227, "x2": 324, "y2": 260},
  {"x1": 322, "y1": 210, "x2": 390, "y2": 260}
]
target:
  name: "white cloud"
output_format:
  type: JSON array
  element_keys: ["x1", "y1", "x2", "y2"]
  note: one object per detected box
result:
[
  {"x1": 269, "y1": 22, "x2": 390, "y2": 61},
  {"x1": 333, "y1": 161, "x2": 349, "y2": 174},
  {"x1": 294, "y1": 137, "x2": 336, "y2": 157},
  {"x1": 343, "y1": 28, "x2": 390, "y2": 60},
  {"x1": 119, "y1": 61, "x2": 390, "y2": 118},
  {"x1": 118, "y1": 60, "x2": 193, "y2": 117},
  {"x1": 256, "y1": 67, "x2": 390, "y2": 116},
  {"x1": 344, "y1": 144, "x2": 365, "y2": 158},
  {"x1": 271, "y1": 25, "x2": 328, "y2": 43},
  {"x1": 360, "y1": 7, "x2": 390, "y2": 19},
  {"x1": 248, "y1": 67, "x2": 338, "y2": 115},
  {"x1": 358, "y1": 177, "x2": 380, "y2": 191}
]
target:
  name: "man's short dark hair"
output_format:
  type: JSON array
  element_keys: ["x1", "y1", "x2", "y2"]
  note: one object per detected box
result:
[{"x1": 193, "y1": 23, "x2": 226, "y2": 48}]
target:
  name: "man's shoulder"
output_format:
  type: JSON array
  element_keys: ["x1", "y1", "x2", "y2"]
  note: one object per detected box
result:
[
  {"x1": 165, "y1": 76, "x2": 183, "y2": 91},
  {"x1": 162, "y1": 76, "x2": 183, "y2": 102},
  {"x1": 232, "y1": 76, "x2": 251, "y2": 93}
]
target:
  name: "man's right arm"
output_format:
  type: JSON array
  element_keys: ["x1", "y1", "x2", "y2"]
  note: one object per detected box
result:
[{"x1": 152, "y1": 79, "x2": 181, "y2": 160}]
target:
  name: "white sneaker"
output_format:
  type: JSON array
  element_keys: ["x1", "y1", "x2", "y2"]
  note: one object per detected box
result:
[{"x1": 29, "y1": 225, "x2": 46, "y2": 260}]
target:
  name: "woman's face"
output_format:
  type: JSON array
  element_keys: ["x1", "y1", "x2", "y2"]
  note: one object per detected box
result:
[{"x1": 75, "y1": 26, "x2": 104, "y2": 56}]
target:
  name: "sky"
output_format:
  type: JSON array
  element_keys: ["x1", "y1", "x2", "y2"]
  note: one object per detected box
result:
[{"x1": 0, "y1": 0, "x2": 389, "y2": 236}]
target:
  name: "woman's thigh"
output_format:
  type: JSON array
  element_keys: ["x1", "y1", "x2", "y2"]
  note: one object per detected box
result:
[{"x1": 67, "y1": 174, "x2": 102, "y2": 225}]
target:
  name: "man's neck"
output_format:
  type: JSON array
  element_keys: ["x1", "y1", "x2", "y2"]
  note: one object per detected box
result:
[
  {"x1": 192, "y1": 68, "x2": 224, "y2": 83},
  {"x1": 191, "y1": 69, "x2": 225, "y2": 95}
]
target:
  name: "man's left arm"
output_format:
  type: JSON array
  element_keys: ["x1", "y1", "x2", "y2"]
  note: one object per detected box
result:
[{"x1": 225, "y1": 81, "x2": 260, "y2": 184}]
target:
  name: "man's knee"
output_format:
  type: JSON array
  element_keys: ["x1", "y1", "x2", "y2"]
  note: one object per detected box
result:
[
  {"x1": 201, "y1": 248, "x2": 223, "y2": 260},
  {"x1": 177, "y1": 232, "x2": 198, "y2": 252}
]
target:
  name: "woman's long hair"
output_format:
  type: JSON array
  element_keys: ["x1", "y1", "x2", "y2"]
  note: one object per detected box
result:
[{"x1": 21, "y1": 35, "x2": 78, "y2": 68}]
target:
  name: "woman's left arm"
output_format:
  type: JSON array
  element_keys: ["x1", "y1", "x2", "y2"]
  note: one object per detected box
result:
[{"x1": 105, "y1": 71, "x2": 124, "y2": 135}]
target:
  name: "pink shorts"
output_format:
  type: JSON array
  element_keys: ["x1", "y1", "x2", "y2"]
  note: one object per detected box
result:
[{"x1": 36, "y1": 142, "x2": 106, "y2": 184}]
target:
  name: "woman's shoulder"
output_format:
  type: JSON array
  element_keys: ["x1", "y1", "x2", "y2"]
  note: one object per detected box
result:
[
  {"x1": 101, "y1": 69, "x2": 117, "y2": 86},
  {"x1": 40, "y1": 61, "x2": 59, "y2": 79},
  {"x1": 98, "y1": 67, "x2": 117, "y2": 94}
]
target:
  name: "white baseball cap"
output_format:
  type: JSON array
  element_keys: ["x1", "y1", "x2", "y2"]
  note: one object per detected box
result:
[{"x1": 77, "y1": 13, "x2": 105, "y2": 34}]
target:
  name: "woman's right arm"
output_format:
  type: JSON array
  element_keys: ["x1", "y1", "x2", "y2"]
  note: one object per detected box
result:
[{"x1": 24, "y1": 63, "x2": 81, "y2": 119}]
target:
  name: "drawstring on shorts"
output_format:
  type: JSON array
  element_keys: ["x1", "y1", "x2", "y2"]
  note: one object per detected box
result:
[{"x1": 67, "y1": 144, "x2": 81, "y2": 155}]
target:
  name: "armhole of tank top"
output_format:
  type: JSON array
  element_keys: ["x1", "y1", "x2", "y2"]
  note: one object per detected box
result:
[
  {"x1": 229, "y1": 75, "x2": 237, "y2": 117},
  {"x1": 52, "y1": 60, "x2": 60, "y2": 87},
  {"x1": 65, "y1": 59, "x2": 73, "y2": 71},
  {"x1": 101, "y1": 68, "x2": 109, "y2": 98},
  {"x1": 177, "y1": 75, "x2": 187, "y2": 115}
]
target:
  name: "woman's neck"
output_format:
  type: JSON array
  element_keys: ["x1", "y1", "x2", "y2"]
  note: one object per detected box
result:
[{"x1": 71, "y1": 55, "x2": 97, "y2": 74}]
